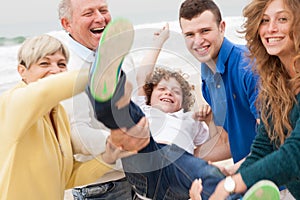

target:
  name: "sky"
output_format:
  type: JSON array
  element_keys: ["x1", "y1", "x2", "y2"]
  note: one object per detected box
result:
[{"x1": 0, "y1": 0, "x2": 249, "y2": 38}]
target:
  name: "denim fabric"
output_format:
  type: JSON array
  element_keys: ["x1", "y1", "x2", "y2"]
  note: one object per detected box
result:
[
  {"x1": 122, "y1": 137, "x2": 229, "y2": 200},
  {"x1": 86, "y1": 73, "x2": 144, "y2": 130},
  {"x1": 72, "y1": 178, "x2": 132, "y2": 200}
]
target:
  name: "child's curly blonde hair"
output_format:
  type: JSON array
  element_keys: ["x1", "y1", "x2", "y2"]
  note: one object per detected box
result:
[{"x1": 143, "y1": 67, "x2": 195, "y2": 112}]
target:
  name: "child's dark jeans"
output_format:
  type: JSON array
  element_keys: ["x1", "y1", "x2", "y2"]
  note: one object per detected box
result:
[{"x1": 86, "y1": 73, "x2": 242, "y2": 200}]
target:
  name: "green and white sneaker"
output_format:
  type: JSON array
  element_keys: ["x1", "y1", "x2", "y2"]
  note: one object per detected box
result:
[
  {"x1": 89, "y1": 17, "x2": 134, "y2": 102},
  {"x1": 243, "y1": 180, "x2": 280, "y2": 200}
]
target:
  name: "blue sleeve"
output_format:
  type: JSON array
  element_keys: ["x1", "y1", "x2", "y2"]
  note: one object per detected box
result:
[
  {"x1": 243, "y1": 65, "x2": 260, "y2": 119},
  {"x1": 201, "y1": 79, "x2": 211, "y2": 105}
]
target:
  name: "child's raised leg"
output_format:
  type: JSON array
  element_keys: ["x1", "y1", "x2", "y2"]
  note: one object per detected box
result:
[{"x1": 87, "y1": 18, "x2": 144, "y2": 130}]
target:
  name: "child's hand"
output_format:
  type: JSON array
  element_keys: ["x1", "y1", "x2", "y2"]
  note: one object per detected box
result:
[
  {"x1": 101, "y1": 136, "x2": 136, "y2": 165},
  {"x1": 153, "y1": 23, "x2": 170, "y2": 48},
  {"x1": 189, "y1": 179, "x2": 203, "y2": 200},
  {"x1": 193, "y1": 103, "x2": 212, "y2": 124}
]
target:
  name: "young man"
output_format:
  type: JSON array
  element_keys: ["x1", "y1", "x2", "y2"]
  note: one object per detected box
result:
[
  {"x1": 54, "y1": 0, "x2": 149, "y2": 199},
  {"x1": 179, "y1": 0, "x2": 259, "y2": 166}
]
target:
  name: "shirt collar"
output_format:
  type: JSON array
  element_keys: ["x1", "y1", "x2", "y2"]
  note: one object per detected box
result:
[
  {"x1": 201, "y1": 37, "x2": 233, "y2": 77},
  {"x1": 148, "y1": 105, "x2": 186, "y2": 119},
  {"x1": 67, "y1": 34, "x2": 95, "y2": 63},
  {"x1": 168, "y1": 108, "x2": 186, "y2": 118}
]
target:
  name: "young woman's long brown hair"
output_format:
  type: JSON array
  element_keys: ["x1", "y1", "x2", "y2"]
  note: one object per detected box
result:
[{"x1": 242, "y1": 0, "x2": 300, "y2": 146}]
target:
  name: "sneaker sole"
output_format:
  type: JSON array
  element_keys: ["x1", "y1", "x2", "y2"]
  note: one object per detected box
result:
[
  {"x1": 243, "y1": 180, "x2": 280, "y2": 200},
  {"x1": 90, "y1": 18, "x2": 134, "y2": 102}
]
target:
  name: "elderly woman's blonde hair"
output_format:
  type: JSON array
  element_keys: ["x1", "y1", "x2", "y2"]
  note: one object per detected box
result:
[{"x1": 18, "y1": 34, "x2": 69, "y2": 69}]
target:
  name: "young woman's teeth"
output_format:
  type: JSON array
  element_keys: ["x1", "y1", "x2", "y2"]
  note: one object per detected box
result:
[{"x1": 268, "y1": 38, "x2": 281, "y2": 43}]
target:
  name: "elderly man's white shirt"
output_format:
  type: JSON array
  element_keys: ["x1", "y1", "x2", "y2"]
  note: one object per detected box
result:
[{"x1": 51, "y1": 31, "x2": 125, "y2": 182}]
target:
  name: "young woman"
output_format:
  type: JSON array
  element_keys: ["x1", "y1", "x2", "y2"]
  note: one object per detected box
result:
[{"x1": 192, "y1": 0, "x2": 300, "y2": 199}]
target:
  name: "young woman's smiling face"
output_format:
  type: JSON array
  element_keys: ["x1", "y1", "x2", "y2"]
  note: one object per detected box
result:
[
  {"x1": 258, "y1": 0, "x2": 294, "y2": 59},
  {"x1": 150, "y1": 77, "x2": 183, "y2": 113}
]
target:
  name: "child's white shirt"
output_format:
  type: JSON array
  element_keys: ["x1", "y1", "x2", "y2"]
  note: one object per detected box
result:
[{"x1": 133, "y1": 96, "x2": 209, "y2": 154}]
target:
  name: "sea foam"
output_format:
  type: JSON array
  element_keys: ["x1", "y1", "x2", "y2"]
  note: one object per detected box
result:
[{"x1": 0, "y1": 16, "x2": 245, "y2": 94}]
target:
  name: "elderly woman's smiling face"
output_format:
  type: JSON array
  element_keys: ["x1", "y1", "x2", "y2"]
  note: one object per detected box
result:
[{"x1": 18, "y1": 51, "x2": 68, "y2": 84}]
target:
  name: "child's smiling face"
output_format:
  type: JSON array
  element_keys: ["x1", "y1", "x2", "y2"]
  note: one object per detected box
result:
[{"x1": 150, "y1": 77, "x2": 183, "y2": 113}]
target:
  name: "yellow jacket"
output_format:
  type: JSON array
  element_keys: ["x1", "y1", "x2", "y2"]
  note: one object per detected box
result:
[{"x1": 0, "y1": 70, "x2": 113, "y2": 200}]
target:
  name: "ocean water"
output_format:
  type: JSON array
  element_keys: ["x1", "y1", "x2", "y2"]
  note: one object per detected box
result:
[{"x1": 0, "y1": 16, "x2": 245, "y2": 94}]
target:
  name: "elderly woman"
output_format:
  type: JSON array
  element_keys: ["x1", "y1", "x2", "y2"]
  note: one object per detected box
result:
[{"x1": 0, "y1": 34, "x2": 140, "y2": 200}]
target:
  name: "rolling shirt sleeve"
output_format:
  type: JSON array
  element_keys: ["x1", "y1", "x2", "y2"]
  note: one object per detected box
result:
[{"x1": 193, "y1": 121, "x2": 210, "y2": 146}]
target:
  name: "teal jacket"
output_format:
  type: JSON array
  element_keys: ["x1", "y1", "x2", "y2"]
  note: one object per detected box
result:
[{"x1": 239, "y1": 94, "x2": 300, "y2": 199}]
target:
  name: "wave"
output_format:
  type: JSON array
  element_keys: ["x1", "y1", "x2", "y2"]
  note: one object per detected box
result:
[
  {"x1": 0, "y1": 16, "x2": 245, "y2": 47},
  {"x1": 0, "y1": 16, "x2": 246, "y2": 94},
  {"x1": 0, "y1": 36, "x2": 26, "y2": 46}
]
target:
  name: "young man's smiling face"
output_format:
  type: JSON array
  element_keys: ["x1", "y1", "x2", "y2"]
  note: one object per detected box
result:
[{"x1": 180, "y1": 10, "x2": 225, "y2": 64}]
